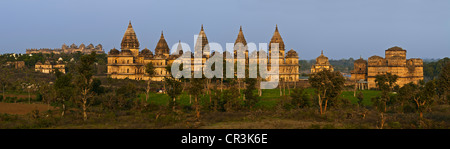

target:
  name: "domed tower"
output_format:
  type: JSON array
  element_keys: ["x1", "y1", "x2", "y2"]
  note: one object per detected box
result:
[
  {"x1": 154, "y1": 31, "x2": 170, "y2": 57},
  {"x1": 385, "y1": 46, "x2": 406, "y2": 60},
  {"x1": 109, "y1": 48, "x2": 120, "y2": 55},
  {"x1": 70, "y1": 43, "x2": 78, "y2": 49},
  {"x1": 87, "y1": 43, "x2": 94, "y2": 49},
  {"x1": 194, "y1": 25, "x2": 210, "y2": 58},
  {"x1": 234, "y1": 26, "x2": 248, "y2": 65},
  {"x1": 234, "y1": 26, "x2": 248, "y2": 58},
  {"x1": 79, "y1": 43, "x2": 86, "y2": 49},
  {"x1": 121, "y1": 21, "x2": 140, "y2": 56},
  {"x1": 269, "y1": 25, "x2": 285, "y2": 59},
  {"x1": 62, "y1": 44, "x2": 68, "y2": 50},
  {"x1": 351, "y1": 56, "x2": 368, "y2": 81},
  {"x1": 175, "y1": 40, "x2": 184, "y2": 56},
  {"x1": 286, "y1": 49, "x2": 299, "y2": 65},
  {"x1": 311, "y1": 50, "x2": 334, "y2": 73},
  {"x1": 140, "y1": 48, "x2": 153, "y2": 58}
]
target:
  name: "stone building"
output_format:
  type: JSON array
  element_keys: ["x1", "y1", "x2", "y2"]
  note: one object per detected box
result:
[
  {"x1": 26, "y1": 43, "x2": 104, "y2": 54},
  {"x1": 107, "y1": 22, "x2": 178, "y2": 81},
  {"x1": 107, "y1": 22, "x2": 300, "y2": 82},
  {"x1": 350, "y1": 57, "x2": 368, "y2": 89},
  {"x1": 35, "y1": 59, "x2": 66, "y2": 74},
  {"x1": 4, "y1": 61, "x2": 25, "y2": 69},
  {"x1": 351, "y1": 46, "x2": 423, "y2": 89},
  {"x1": 351, "y1": 56, "x2": 368, "y2": 81},
  {"x1": 311, "y1": 50, "x2": 334, "y2": 73}
]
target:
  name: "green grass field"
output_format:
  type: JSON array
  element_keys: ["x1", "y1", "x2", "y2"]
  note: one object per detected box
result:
[{"x1": 139, "y1": 88, "x2": 381, "y2": 109}]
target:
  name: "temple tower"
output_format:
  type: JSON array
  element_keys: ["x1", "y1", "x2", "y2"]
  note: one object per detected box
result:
[{"x1": 121, "y1": 21, "x2": 140, "y2": 56}]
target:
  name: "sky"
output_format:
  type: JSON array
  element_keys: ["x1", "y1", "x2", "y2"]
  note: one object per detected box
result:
[{"x1": 0, "y1": 0, "x2": 449, "y2": 60}]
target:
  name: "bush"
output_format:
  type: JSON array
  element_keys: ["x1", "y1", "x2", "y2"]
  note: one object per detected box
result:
[
  {"x1": 403, "y1": 104, "x2": 416, "y2": 113},
  {"x1": 36, "y1": 94, "x2": 42, "y2": 101},
  {"x1": 0, "y1": 113, "x2": 19, "y2": 122}
]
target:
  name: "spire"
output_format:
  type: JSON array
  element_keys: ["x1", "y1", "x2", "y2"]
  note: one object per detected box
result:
[
  {"x1": 235, "y1": 26, "x2": 247, "y2": 46},
  {"x1": 195, "y1": 25, "x2": 210, "y2": 57},
  {"x1": 176, "y1": 40, "x2": 183, "y2": 55},
  {"x1": 155, "y1": 30, "x2": 169, "y2": 55},
  {"x1": 269, "y1": 24, "x2": 285, "y2": 52},
  {"x1": 121, "y1": 21, "x2": 139, "y2": 49},
  {"x1": 321, "y1": 50, "x2": 323, "y2": 55}
]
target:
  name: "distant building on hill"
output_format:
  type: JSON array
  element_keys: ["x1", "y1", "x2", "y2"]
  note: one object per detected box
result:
[
  {"x1": 3, "y1": 61, "x2": 25, "y2": 69},
  {"x1": 35, "y1": 59, "x2": 66, "y2": 74},
  {"x1": 26, "y1": 43, "x2": 104, "y2": 55}
]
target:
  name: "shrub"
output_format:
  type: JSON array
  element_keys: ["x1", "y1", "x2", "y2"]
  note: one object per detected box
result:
[{"x1": 403, "y1": 104, "x2": 416, "y2": 113}]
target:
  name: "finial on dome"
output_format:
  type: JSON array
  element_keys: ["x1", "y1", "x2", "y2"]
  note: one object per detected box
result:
[
  {"x1": 201, "y1": 24, "x2": 204, "y2": 31},
  {"x1": 321, "y1": 50, "x2": 323, "y2": 55}
]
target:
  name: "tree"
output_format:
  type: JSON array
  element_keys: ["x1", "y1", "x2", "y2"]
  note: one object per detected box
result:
[
  {"x1": 223, "y1": 80, "x2": 240, "y2": 111},
  {"x1": 309, "y1": 70, "x2": 345, "y2": 114},
  {"x1": 189, "y1": 78, "x2": 204, "y2": 120},
  {"x1": 436, "y1": 62, "x2": 449, "y2": 104},
  {"x1": 290, "y1": 87, "x2": 312, "y2": 108},
  {"x1": 165, "y1": 77, "x2": 182, "y2": 111},
  {"x1": 399, "y1": 81, "x2": 436, "y2": 118},
  {"x1": 115, "y1": 82, "x2": 138, "y2": 110},
  {"x1": 54, "y1": 71, "x2": 73, "y2": 117},
  {"x1": 75, "y1": 52, "x2": 97, "y2": 121},
  {"x1": 372, "y1": 73, "x2": 398, "y2": 128},
  {"x1": 374, "y1": 73, "x2": 398, "y2": 112},
  {"x1": 243, "y1": 77, "x2": 257, "y2": 109},
  {"x1": 0, "y1": 67, "x2": 12, "y2": 101},
  {"x1": 145, "y1": 63, "x2": 156, "y2": 102},
  {"x1": 37, "y1": 81, "x2": 53, "y2": 110},
  {"x1": 357, "y1": 91, "x2": 364, "y2": 107}
]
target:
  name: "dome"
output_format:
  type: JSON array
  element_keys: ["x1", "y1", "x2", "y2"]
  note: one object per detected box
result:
[
  {"x1": 140, "y1": 48, "x2": 153, "y2": 57},
  {"x1": 70, "y1": 43, "x2": 78, "y2": 49},
  {"x1": 121, "y1": 49, "x2": 133, "y2": 56},
  {"x1": 286, "y1": 49, "x2": 298, "y2": 58},
  {"x1": 386, "y1": 46, "x2": 405, "y2": 51},
  {"x1": 315, "y1": 50, "x2": 329, "y2": 65},
  {"x1": 354, "y1": 57, "x2": 367, "y2": 63},
  {"x1": 62, "y1": 44, "x2": 68, "y2": 49},
  {"x1": 87, "y1": 43, "x2": 94, "y2": 49},
  {"x1": 109, "y1": 48, "x2": 120, "y2": 55},
  {"x1": 368, "y1": 55, "x2": 383, "y2": 60},
  {"x1": 79, "y1": 43, "x2": 85, "y2": 49}
]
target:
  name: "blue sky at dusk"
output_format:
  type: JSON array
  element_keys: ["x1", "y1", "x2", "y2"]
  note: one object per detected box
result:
[{"x1": 0, "y1": 0, "x2": 449, "y2": 59}]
